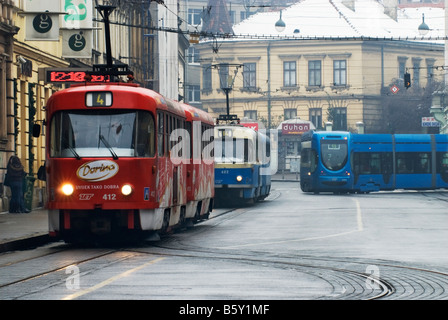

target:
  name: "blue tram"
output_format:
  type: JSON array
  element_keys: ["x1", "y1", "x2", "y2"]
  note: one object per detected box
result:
[
  {"x1": 300, "y1": 131, "x2": 352, "y2": 193},
  {"x1": 300, "y1": 131, "x2": 448, "y2": 193},
  {"x1": 214, "y1": 124, "x2": 271, "y2": 205}
]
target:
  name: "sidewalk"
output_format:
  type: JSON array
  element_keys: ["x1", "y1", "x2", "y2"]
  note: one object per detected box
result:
[
  {"x1": 271, "y1": 171, "x2": 300, "y2": 182},
  {"x1": 0, "y1": 208, "x2": 50, "y2": 253},
  {"x1": 0, "y1": 175, "x2": 299, "y2": 253}
]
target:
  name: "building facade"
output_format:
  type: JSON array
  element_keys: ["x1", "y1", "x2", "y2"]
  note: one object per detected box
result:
[
  {"x1": 197, "y1": 38, "x2": 444, "y2": 131},
  {"x1": 196, "y1": 0, "x2": 446, "y2": 172},
  {"x1": 183, "y1": 0, "x2": 300, "y2": 110},
  {"x1": 0, "y1": 0, "x2": 182, "y2": 212},
  {"x1": 196, "y1": 0, "x2": 445, "y2": 132}
]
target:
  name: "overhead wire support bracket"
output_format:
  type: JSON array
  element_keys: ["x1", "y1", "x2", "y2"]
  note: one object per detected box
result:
[{"x1": 88, "y1": 4, "x2": 134, "y2": 82}]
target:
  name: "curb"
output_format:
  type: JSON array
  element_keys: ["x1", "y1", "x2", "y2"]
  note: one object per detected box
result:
[{"x1": 0, "y1": 234, "x2": 53, "y2": 253}]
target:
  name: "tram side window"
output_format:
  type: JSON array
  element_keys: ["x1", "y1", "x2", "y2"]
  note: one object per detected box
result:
[
  {"x1": 157, "y1": 112, "x2": 164, "y2": 157},
  {"x1": 165, "y1": 114, "x2": 170, "y2": 156},
  {"x1": 353, "y1": 152, "x2": 392, "y2": 175},
  {"x1": 135, "y1": 111, "x2": 155, "y2": 157},
  {"x1": 257, "y1": 135, "x2": 270, "y2": 164},
  {"x1": 301, "y1": 148, "x2": 317, "y2": 173},
  {"x1": 202, "y1": 124, "x2": 214, "y2": 160},
  {"x1": 396, "y1": 152, "x2": 431, "y2": 174},
  {"x1": 437, "y1": 152, "x2": 448, "y2": 181}
]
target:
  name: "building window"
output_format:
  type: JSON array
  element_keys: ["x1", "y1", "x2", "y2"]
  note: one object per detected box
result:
[
  {"x1": 427, "y1": 60, "x2": 434, "y2": 85},
  {"x1": 188, "y1": 85, "x2": 201, "y2": 103},
  {"x1": 244, "y1": 110, "x2": 257, "y2": 121},
  {"x1": 413, "y1": 60, "x2": 421, "y2": 87},
  {"x1": 188, "y1": 9, "x2": 202, "y2": 25},
  {"x1": 398, "y1": 61, "x2": 406, "y2": 80},
  {"x1": 333, "y1": 60, "x2": 346, "y2": 86},
  {"x1": 284, "y1": 108, "x2": 297, "y2": 120},
  {"x1": 283, "y1": 61, "x2": 297, "y2": 87},
  {"x1": 330, "y1": 107, "x2": 347, "y2": 131},
  {"x1": 243, "y1": 63, "x2": 256, "y2": 88},
  {"x1": 218, "y1": 63, "x2": 230, "y2": 89},
  {"x1": 203, "y1": 64, "x2": 212, "y2": 90},
  {"x1": 309, "y1": 108, "x2": 322, "y2": 129},
  {"x1": 187, "y1": 46, "x2": 199, "y2": 64},
  {"x1": 229, "y1": 10, "x2": 236, "y2": 24},
  {"x1": 308, "y1": 60, "x2": 321, "y2": 86}
]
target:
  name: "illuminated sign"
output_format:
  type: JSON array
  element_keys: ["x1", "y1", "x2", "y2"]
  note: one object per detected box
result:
[
  {"x1": 86, "y1": 92, "x2": 113, "y2": 107},
  {"x1": 40, "y1": 68, "x2": 110, "y2": 84}
]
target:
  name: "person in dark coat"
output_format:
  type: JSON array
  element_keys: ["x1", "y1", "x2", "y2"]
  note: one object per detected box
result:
[{"x1": 6, "y1": 156, "x2": 29, "y2": 213}]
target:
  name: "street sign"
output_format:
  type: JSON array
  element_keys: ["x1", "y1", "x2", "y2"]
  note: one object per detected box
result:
[
  {"x1": 390, "y1": 85, "x2": 400, "y2": 94},
  {"x1": 62, "y1": 29, "x2": 92, "y2": 58},
  {"x1": 422, "y1": 117, "x2": 440, "y2": 127},
  {"x1": 25, "y1": 13, "x2": 59, "y2": 40}
]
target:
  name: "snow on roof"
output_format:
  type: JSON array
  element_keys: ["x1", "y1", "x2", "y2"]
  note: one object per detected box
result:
[{"x1": 229, "y1": 0, "x2": 444, "y2": 41}]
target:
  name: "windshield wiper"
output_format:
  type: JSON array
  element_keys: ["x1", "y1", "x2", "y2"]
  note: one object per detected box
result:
[
  {"x1": 62, "y1": 137, "x2": 81, "y2": 160},
  {"x1": 99, "y1": 134, "x2": 118, "y2": 160}
]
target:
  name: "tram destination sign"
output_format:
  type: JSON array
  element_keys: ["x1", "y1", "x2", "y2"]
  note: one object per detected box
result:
[{"x1": 39, "y1": 68, "x2": 110, "y2": 84}]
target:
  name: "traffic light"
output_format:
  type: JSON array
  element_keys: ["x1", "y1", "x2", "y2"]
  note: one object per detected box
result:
[{"x1": 404, "y1": 72, "x2": 411, "y2": 88}]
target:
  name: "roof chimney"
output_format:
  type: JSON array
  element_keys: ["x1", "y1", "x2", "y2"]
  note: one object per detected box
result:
[{"x1": 383, "y1": 0, "x2": 398, "y2": 21}]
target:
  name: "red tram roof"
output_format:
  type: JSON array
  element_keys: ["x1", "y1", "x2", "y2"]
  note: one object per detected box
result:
[
  {"x1": 182, "y1": 103, "x2": 214, "y2": 125},
  {"x1": 46, "y1": 83, "x2": 186, "y2": 118}
]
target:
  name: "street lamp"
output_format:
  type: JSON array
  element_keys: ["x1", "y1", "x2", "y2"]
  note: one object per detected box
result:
[
  {"x1": 212, "y1": 63, "x2": 241, "y2": 117},
  {"x1": 275, "y1": 10, "x2": 286, "y2": 32},
  {"x1": 418, "y1": 13, "x2": 429, "y2": 36}
]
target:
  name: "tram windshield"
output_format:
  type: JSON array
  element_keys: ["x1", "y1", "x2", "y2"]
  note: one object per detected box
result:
[
  {"x1": 320, "y1": 139, "x2": 348, "y2": 171},
  {"x1": 50, "y1": 110, "x2": 155, "y2": 158},
  {"x1": 214, "y1": 138, "x2": 254, "y2": 163}
]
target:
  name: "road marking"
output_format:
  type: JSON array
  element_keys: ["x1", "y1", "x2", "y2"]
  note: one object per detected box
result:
[
  {"x1": 354, "y1": 198, "x2": 364, "y2": 231},
  {"x1": 62, "y1": 257, "x2": 165, "y2": 300},
  {"x1": 217, "y1": 198, "x2": 365, "y2": 249},
  {"x1": 217, "y1": 229, "x2": 361, "y2": 249}
]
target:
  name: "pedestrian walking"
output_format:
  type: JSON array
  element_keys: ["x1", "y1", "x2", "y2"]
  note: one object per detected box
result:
[{"x1": 5, "y1": 156, "x2": 29, "y2": 213}]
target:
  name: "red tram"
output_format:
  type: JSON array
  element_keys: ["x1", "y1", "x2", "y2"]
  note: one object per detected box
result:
[{"x1": 42, "y1": 82, "x2": 214, "y2": 242}]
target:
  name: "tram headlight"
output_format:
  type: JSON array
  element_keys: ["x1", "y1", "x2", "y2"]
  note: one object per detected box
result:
[
  {"x1": 236, "y1": 175, "x2": 243, "y2": 182},
  {"x1": 61, "y1": 183, "x2": 74, "y2": 196},
  {"x1": 121, "y1": 184, "x2": 133, "y2": 196}
]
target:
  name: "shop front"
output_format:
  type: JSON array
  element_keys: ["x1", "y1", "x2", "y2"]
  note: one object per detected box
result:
[{"x1": 277, "y1": 118, "x2": 315, "y2": 173}]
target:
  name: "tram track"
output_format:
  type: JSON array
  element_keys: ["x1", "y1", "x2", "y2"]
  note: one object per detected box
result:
[
  {"x1": 145, "y1": 237, "x2": 448, "y2": 300},
  {"x1": 1, "y1": 189, "x2": 447, "y2": 300},
  {"x1": 140, "y1": 238, "x2": 395, "y2": 300},
  {"x1": 0, "y1": 247, "x2": 144, "y2": 299},
  {"x1": 143, "y1": 193, "x2": 448, "y2": 300},
  {"x1": 1, "y1": 228, "x2": 447, "y2": 300}
]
